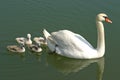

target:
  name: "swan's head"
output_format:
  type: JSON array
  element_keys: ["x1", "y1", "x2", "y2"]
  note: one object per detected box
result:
[
  {"x1": 96, "y1": 13, "x2": 112, "y2": 23},
  {"x1": 27, "y1": 33, "x2": 31, "y2": 39}
]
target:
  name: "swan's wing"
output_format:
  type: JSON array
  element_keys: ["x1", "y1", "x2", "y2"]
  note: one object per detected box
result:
[
  {"x1": 74, "y1": 33, "x2": 94, "y2": 49},
  {"x1": 51, "y1": 30, "x2": 94, "y2": 51},
  {"x1": 51, "y1": 30, "x2": 71, "y2": 48}
]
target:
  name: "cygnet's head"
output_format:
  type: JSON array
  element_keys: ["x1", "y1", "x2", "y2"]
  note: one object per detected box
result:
[{"x1": 27, "y1": 33, "x2": 31, "y2": 39}]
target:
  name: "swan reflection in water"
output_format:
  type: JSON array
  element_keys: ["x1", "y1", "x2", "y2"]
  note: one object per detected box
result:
[{"x1": 47, "y1": 53, "x2": 104, "y2": 80}]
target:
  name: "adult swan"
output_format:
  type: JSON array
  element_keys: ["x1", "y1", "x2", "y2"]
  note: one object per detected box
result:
[{"x1": 43, "y1": 13, "x2": 112, "y2": 59}]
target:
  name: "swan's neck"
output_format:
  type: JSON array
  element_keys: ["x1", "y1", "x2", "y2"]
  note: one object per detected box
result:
[{"x1": 96, "y1": 21, "x2": 105, "y2": 57}]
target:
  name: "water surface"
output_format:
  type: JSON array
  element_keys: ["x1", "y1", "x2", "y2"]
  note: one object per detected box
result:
[{"x1": 0, "y1": 0, "x2": 120, "y2": 80}]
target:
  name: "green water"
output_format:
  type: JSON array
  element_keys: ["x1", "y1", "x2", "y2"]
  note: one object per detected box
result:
[{"x1": 0, "y1": 0, "x2": 120, "y2": 80}]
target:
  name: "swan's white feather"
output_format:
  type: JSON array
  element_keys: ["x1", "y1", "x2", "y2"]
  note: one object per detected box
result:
[
  {"x1": 51, "y1": 30, "x2": 94, "y2": 51},
  {"x1": 74, "y1": 33, "x2": 94, "y2": 49},
  {"x1": 44, "y1": 29, "x2": 97, "y2": 59}
]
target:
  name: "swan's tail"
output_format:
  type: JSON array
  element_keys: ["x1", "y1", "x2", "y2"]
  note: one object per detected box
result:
[
  {"x1": 43, "y1": 29, "x2": 56, "y2": 52},
  {"x1": 43, "y1": 29, "x2": 51, "y2": 39}
]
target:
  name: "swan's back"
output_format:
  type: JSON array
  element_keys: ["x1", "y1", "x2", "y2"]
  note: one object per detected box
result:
[
  {"x1": 51, "y1": 30, "x2": 94, "y2": 51},
  {"x1": 43, "y1": 29, "x2": 97, "y2": 59}
]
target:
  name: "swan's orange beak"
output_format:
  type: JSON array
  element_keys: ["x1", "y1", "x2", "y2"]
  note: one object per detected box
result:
[{"x1": 105, "y1": 17, "x2": 112, "y2": 23}]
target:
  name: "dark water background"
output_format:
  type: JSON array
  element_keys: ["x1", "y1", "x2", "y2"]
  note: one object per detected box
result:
[{"x1": 0, "y1": 0, "x2": 120, "y2": 80}]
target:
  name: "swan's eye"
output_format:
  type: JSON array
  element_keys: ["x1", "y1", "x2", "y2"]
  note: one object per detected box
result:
[{"x1": 103, "y1": 16, "x2": 107, "y2": 19}]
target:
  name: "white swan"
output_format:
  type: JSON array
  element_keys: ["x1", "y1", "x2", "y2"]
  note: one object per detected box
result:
[
  {"x1": 43, "y1": 13, "x2": 112, "y2": 59},
  {"x1": 16, "y1": 33, "x2": 32, "y2": 45}
]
